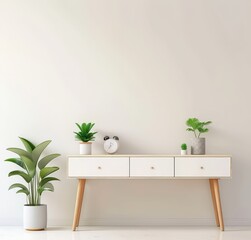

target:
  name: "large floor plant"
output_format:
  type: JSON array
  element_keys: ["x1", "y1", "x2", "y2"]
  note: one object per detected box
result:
[{"x1": 5, "y1": 137, "x2": 60, "y2": 205}]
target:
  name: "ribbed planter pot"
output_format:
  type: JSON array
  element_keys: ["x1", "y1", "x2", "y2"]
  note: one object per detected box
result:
[
  {"x1": 191, "y1": 138, "x2": 206, "y2": 155},
  {"x1": 23, "y1": 205, "x2": 47, "y2": 231},
  {"x1": 79, "y1": 142, "x2": 92, "y2": 155}
]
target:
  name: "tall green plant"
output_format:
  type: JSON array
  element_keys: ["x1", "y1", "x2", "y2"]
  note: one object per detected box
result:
[
  {"x1": 74, "y1": 122, "x2": 97, "y2": 142},
  {"x1": 5, "y1": 137, "x2": 60, "y2": 205},
  {"x1": 186, "y1": 118, "x2": 212, "y2": 138}
]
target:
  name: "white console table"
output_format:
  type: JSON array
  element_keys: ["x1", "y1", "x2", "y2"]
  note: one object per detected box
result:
[{"x1": 68, "y1": 155, "x2": 231, "y2": 231}]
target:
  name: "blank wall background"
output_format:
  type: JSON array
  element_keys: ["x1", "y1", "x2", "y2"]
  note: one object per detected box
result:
[{"x1": 0, "y1": 0, "x2": 251, "y2": 226}]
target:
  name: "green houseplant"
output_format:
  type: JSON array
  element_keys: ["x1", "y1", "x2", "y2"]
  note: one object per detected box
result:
[
  {"x1": 186, "y1": 118, "x2": 212, "y2": 155},
  {"x1": 181, "y1": 143, "x2": 187, "y2": 155},
  {"x1": 74, "y1": 122, "x2": 97, "y2": 155},
  {"x1": 5, "y1": 137, "x2": 60, "y2": 230}
]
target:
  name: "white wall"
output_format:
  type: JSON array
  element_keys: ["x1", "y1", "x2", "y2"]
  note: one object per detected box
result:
[{"x1": 0, "y1": 0, "x2": 251, "y2": 226}]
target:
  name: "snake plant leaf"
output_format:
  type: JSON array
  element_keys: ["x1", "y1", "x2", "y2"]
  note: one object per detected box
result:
[
  {"x1": 75, "y1": 123, "x2": 82, "y2": 131},
  {"x1": 20, "y1": 156, "x2": 35, "y2": 178},
  {"x1": 38, "y1": 183, "x2": 54, "y2": 195},
  {"x1": 87, "y1": 132, "x2": 97, "y2": 138},
  {"x1": 40, "y1": 167, "x2": 59, "y2": 179},
  {"x1": 8, "y1": 170, "x2": 32, "y2": 183},
  {"x1": 85, "y1": 123, "x2": 92, "y2": 133},
  {"x1": 74, "y1": 132, "x2": 81, "y2": 139},
  {"x1": 38, "y1": 153, "x2": 60, "y2": 169},
  {"x1": 5, "y1": 158, "x2": 26, "y2": 170},
  {"x1": 19, "y1": 137, "x2": 35, "y2": 153},
  {"x1": 90, "y1": 123, "x2": 95, "y2": 131},
  {"x1": 16, "y1": 189, "x2": 30, "y2": 195},
  {"x1": 39, "y1": 177, "x2": 59, "y2": 188},
  {"x1": 32, "y1": 140, "x2": 51, "y2": 163},
  {"x1": 7, "y1": 148, "x2": 31, "y2": 159},
  {"x1": 9, "y1": 183, "x2": 30, "y2": 193},
  {"x1": 81, "y1": 123, "x2": 87, "y2": 132}
]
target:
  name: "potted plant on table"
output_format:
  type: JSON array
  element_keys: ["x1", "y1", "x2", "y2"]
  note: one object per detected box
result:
[
  {"x1": 180, "y1": 143, "x2": 187, "y2": 155},
  {"x1": 74, "y1": 122, "x2": 97, "y2": 155},
  {"x1": 186, "y1": 118, "x2": 212, "y2": 155},
  {"x1": 5, "y1": 137, "x2": 60, "y2": 230}
]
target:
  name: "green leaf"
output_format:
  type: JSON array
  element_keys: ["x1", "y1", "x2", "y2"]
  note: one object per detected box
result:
[
  {"x1": 186, "y1": 128, "x2": 194, "y2": 132},
  {"x1": 82, "y1": 123, "x2": 87, "y2": 133},
  {"x1": 38, "y1": 183, "x2": 54, "y2": 195},
  {"x1": 21, "y1": 156, "x2": 35, "y2": 177},
  {"x1": 74, "y1": 132, "x2": 82, "y2": 138},
  {"x1": 75, "y1": 123, "x2": 82, "y2": 132},
  {"x1": 186, "y1": 118, "x2": 200, "y2": 130},
  {"x1": 8, "y1": 170, "x2": 32, "y2": 183},
  {"x1": 85, "y1": 123, "x2": 91, "y2": 133},
  {"x1": 7, "y1": 148, "x2": 31, "y2": 159},
  {"x1": 32, "y1": 140, "x2": 51, "y2": 163},
  {"x1": 40, "y1": 167, "x2": 59, "y2": 179},
  {"x1": 16, "y1": 189, "x2": 30, "y2": 195},
  {"x1": 198, "y1": 128, "x2": 209, "y2": 133},
  {"x1": 9, "y1": 183, "x2": 29, "y2": 194},
  {"x1": 39, "y1": 177, "x2": 59, "y2": 188},
  {"x1": 19, "y1": 137, "x2": 35, "y2": 153},
  {"x1": 44, "y1": 182, "x2": 54, "y2": 191},
  {"x1": 203, "y1": 121, "x2": 212, "y2": 125},
  {"x1": 38, "y1": 153, "x2": 60, "y2": 169},
  {"x1": 86, "y1": 123, "x2": 95, "y2": 133},
  {"x1": 5, "y1": 158, "x2": 26, "y2": 170}
]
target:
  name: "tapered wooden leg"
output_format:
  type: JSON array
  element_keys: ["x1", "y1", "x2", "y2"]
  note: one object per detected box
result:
[
  {"x1": 209, "y1": 179, "x2": 220, "y2": 227},
  {"x1": 212, "y1": 179, "x2": 224, "y2": 231},
  {"x1": 72, "y1": 179, "x2": 86, "y2": 231}
]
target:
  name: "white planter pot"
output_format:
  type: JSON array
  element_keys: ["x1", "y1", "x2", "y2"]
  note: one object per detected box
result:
[
  {"x1": 181, "y1": 150, "x2": 187, "y2": 155},
  {"x1": 191, "y1": 138, "x2": 206, "y2": 155},
  {"x1": 23, "y1": 205, "x2": 47, "y2": 231},
  {"x1": 80, "y1": 142, "x2": 92, "y2": 155}
]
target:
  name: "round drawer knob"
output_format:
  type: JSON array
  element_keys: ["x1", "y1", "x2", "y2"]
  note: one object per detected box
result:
[
  {"x1": 98, "y1": 166, "x2": 102, "y2": 169},
  {"x1": 200, "y1": 166, "x2": 204, "y2": 170},
  {"x1": 151, "y1": 166, "x2": 155, "y2": 170}
]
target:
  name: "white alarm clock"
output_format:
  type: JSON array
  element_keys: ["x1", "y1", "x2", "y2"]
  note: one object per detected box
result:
[{"x1": 104, "y1": 136, "x2": 119, "y2": 154}]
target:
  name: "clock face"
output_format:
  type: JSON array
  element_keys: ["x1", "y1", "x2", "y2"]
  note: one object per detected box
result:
[{"x1": 104, "y1": 139, "x2": 119, "y2": 154}]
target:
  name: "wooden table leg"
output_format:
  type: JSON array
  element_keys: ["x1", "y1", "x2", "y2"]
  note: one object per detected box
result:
[
  {"x1": 209, "y1": 179, "x2": 220, "y2": 227},
  {"x1": 72, "y1": 179, "x2": 86, "y2": 231},
  {"x1": 212, "y1": 179, "x2": 224, "y2": 231}
]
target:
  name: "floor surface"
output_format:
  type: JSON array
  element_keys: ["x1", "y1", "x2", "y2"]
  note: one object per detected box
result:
[{"x1": 1, "y1": 226, "x2": 251, "y2": 240}]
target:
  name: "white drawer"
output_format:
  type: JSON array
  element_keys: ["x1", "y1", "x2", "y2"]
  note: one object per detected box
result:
[
  {"x1": 68, "y1": 157, "x2": 129, "y2": 178},
  {"x1": 130, "y1": 157, "x2": 174, "y2": 177},
  {"x1": 175, "y1": 157, "x2": 231, "y2": 177}
]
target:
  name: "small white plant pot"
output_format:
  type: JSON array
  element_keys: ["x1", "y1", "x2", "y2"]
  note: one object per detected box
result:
[
  {"x1": 23, "y1": 205, "x2": 47, "y2": 231},
  {"x1": 79, "y1": 142, "x2": 92, "y2": 155},
  {"x1": 181, "y1": 150, "x2": 187, "y2": 155}
]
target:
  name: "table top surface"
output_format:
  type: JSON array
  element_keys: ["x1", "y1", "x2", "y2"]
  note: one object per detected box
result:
[{"x1": 68, "y1": 154, "x2": 231, "y2": 158}]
